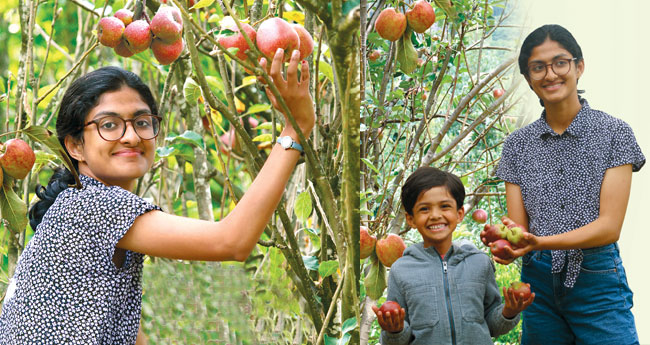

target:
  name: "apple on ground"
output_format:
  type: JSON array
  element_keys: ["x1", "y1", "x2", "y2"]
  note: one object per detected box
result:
[
  {"x1": 509, "y1": 281, "x2": 532, "y2": 299},
  {"x1": 256, "y1": 18, "x2": 300, "y2": 61},
  {"x1": 406, "y1": 0, "x2": 436, "y2": 33},
  {"x1": 378, "y1": 300, "x2": 402, "y2": 316},
  {"x1": 376, "y1": 233, "x2": 406, "y2": 267},
  {"x1": 151, "y1": 38, "x2": 184, "y2": 65},
  {"x1": 360, "y1": 226, "x2": 377, "y2": 259},
  {"x1": 150, "y1": 6, "x2": 183, "y2": 43},
  {"x1": 124, "y1": 20, "x2": 152, "y2": 53},
  {"x1": 97, "y1": 17, "x2": 125, "y2": 48},
  {"x1": 0, "y1": 139, "x2": 36, "y2": 180},
  {"x1": 375, "y1": 8, "x2": 406, "y2": 42},
  {"x1": 493, "y1": 88, "x2": 504, "y2": 98},
  {"x1": 472, "y1": 209, "x2": 488, "y2": 223}
]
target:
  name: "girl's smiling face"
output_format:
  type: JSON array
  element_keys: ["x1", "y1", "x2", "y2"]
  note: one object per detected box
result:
[
  {"x1": 526, "y1": 38, "x2": 584, "y2": 107},
  {"x1": 65, "y1": 87, "x2": 156, "y2": 190}
]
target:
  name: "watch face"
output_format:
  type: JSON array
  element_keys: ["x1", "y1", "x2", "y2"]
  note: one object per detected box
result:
[{"x1": 280, "y1": 137, "x2": 291, "y2": 148}]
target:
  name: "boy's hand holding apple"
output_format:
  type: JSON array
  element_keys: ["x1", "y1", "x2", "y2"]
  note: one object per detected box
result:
[
  {"x1": 502, "y1": 282, "x2": 535, "y2": 319},
  {"x1": 372, "y1": 301, "x2": 406, "y2": 333}
]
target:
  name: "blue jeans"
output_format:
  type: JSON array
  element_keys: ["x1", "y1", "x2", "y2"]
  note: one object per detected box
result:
[{"x1": 520, "y1": 243, "x2": 639, "y2": 345}]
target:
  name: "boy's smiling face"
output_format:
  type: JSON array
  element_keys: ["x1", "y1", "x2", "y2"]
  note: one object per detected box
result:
[{"x1": 406, "y1": 186, "x2": 465, "y2": 254}]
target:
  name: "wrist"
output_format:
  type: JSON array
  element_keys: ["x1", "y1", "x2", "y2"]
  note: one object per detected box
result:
[{"x1": 502, "y1": 308, "x2": 517, "y2": 319}]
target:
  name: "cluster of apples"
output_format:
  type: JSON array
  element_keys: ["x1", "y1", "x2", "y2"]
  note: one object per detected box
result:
[
  {"x1": 0, "y1": 139, "x2": 36, "y2": 184},
  {"x1": 483, "y1": 222, "x2": 528, "y2": 260},
  {"x1": 374, "y1": 0, "x2": 436, "y2": 41},
  {"x1": 361, "y1": 226, "x2": 406, "y2": 268},
  {"x1": 217, "y1": 17, "x2": 314, "y2": 64},
  {"x1": 97, "y1": 6, "x2": 184, "y2": 65}
]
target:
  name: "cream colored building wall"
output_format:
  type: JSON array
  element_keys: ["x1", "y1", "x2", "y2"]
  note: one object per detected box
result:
[{"x1": 517, "y1": 1, "x2": 650, "y2": 342}]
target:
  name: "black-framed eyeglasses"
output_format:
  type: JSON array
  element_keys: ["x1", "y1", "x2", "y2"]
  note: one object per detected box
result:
[
  {"x1": 527, "y1": 58, "x2": 578, "y2": 80},
  {"x1": 84, "y1": 114, "x2": 162, "y2": 141}
]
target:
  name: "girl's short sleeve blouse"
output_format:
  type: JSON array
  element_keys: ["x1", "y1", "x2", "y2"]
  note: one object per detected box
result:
[{"x1": 0, "y1": 175, "x2": 161, "y2": 344}]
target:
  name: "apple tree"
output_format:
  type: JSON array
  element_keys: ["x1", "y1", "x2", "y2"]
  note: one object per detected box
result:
[
  {"x1": 0, "y1": 0, "x2": 360, "y2": 343},
  {"x1": 361, "y1": 0, "x2": 527, "y2": 343}
]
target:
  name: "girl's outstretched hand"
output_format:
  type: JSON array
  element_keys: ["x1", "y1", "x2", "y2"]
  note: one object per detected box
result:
[{"x1": 259, "y1": 48, "x2": 315, "y2": 138}]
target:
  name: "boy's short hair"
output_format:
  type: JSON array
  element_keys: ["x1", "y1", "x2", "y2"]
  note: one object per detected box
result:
[{"x1": 401, "y1": 167, "x2": 465, "y2": 215}]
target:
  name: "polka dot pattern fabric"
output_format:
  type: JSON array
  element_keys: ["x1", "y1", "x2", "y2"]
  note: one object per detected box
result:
[
  {"x1": 497, "y1": 99, "x2": 645, "y2": 288},
  {"x1": 0, "y1": 175, "x2": 161, "y2": 344}
]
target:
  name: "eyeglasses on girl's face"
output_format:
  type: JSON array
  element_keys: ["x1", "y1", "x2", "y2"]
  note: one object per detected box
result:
[
  {"x1": 84, "y1": 114, "x2": 162, "y2": 141},
  {"x1": 527, "y1": 57, "x2": 578, "y2": 81}
]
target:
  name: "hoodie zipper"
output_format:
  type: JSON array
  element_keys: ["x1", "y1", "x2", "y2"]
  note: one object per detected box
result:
[{"x1": 442, "y1": 259, "x2": 457, "y2": 345}]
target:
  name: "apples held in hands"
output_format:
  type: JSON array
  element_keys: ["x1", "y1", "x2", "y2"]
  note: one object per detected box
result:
[
  {"x1": 504, "y1": 223, "x2": 528, "y2": 247},
  {"x1": 360, "y1": 226, "x2": 377, "y2": 260},
  {"x1": 256, "y1": 18, "x2": 300, "y2": 61},
  {"x1": 376, "y1": 234, "x2": 406, "y2": 267},
  {"x1": 509, "y1": 281, "x2": 532, "y2": 300},
  {"x1": 483, "y1": 223, "x2": 506, "y2": 244},
  {"x1": 375, "y1": 8, "x2": 407, "y2": 41},
  {"x1": 490, "y1": 239, "x2": 513, "y2": 261},
  {"x1": 0, "y1": 139, "x2": 36, "y2": 180},
  {"x1": 472, "y1": 209, "x2": 487, "y2": 223},
  {"x1": 378, "y1": 300, "x2": 402, "y2": 315},
  {"x1": 406, "y1": 0, "x2": 436, "y2": 33}
]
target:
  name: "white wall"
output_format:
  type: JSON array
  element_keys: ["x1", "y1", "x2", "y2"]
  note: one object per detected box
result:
[{"x1": 516, "y1": 1, "x2": 650, "y2": 342}]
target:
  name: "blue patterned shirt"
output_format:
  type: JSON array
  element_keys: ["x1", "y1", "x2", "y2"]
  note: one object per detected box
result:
[{"x1": 497, "y1": 99, "x2": 645, "y2": 288}]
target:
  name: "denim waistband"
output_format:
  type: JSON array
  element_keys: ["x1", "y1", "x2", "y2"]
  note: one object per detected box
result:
[{"x1": 536, "y1": 242, "x2": 619, "y2": 259}]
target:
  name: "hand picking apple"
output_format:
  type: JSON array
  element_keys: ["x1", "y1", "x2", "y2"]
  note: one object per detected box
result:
[
  {"x1": 372, "y1": 301, "x2": 406, "y2": 333},
  {"x1": 501, "y1": 282, "x2": 535, "y2": 319}
]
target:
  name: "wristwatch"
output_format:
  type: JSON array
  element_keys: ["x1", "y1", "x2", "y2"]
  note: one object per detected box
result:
[{"x1": 278, "y1": 136, "x2": 304, "y2": 154}]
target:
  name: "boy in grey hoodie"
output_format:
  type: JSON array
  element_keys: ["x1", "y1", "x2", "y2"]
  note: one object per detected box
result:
[{"x1": 372, "y1": 167, "x2": 535, "y2": 345}]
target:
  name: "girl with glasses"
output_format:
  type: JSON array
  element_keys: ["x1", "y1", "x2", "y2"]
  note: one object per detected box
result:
[
  {"x1": 481, "y1": 24, "x2": 644, "y2": 344},
  {"x1": 0, "y1": 48, "x2": 314, "y2": 344}
]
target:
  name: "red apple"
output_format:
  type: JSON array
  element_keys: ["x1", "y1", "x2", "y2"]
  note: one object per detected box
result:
[
  {"x1": 472, "y1": 209, "x2": 488, "y2": 223},
  {"x1": 150, "y1": 6, "x2": 183, "y2": 43},
  {"x1": 217, "y1": 18, "x2": 257, "y2": 61},
  {"x1": 483, "y1": 223, "x2": 505, "y2": 244},
  {"x1": 509, "y1": 281, "x2": 532, "y2": 300},
  {"x1": 375, "y1": 8, "x2": 407, "y2": 42},
  {"x1": 292, "y1": 24, "x2": 314, "y2": 60},
  {"x1": 0, "y1": 139, "x2": 36, "y2": 179},
  {"x1": 368, "y1": 50, "x2": 381, "y2": 62},
  {"x1": 493, "y1": 88, "x2": 504, "y2": 98},
  {"x1": 97, "y1": 17, "x2": 125, "y2": 48},
  {"x1": 378, "y1": 300, "x2": 401, "y2": 315},
  {"x1": 406, "y1": 0, "x2": 435, "y2": 33},
  {"x1": 360, "y1": 226, "x2": 377, "y2": 259},
  {"x1": 490, "y1": 239, "x2": 513, "y2": 260},
  {"x1": 151, "y1": 38, "x2": 184, "y2": 65},
  {"x1": 114, "y1": 9, "x2": 133, "y2": 26},
  {"x1": 114, "y1": 39, "x2": 135, "y2": 57},
  {"x1": 376, "y1": 234, "x2": 406, "y2": 267},
  {"x1": 124, "y1": 20, "x2": 152, "y2": 53},
  {"x1": 256, "y1": 17, "x2": 300, "y2": 61}
]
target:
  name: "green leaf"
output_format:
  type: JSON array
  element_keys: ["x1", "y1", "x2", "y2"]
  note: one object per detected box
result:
[
  {"x1": 361, "y1": 158, "x2": 379, "y2": 174},
  {"x1": 304, "y1": 227, "x2": 321, "y2": 251},
  {"x1": 252, "y1": 133, "x2": 272, "y2": 142},
  {"x1": 183, "y1": 77, "x2": 201, "y2": 105},
  {"x1": 156, "y1": 146, "x2": 177, "y2": 158},
  {"x1": 0, "y1": 178, "x2": 28, "y2": 233},
  {"x1": 21, "y1": 126, "x2": 79, "y2": 186},
  {"x1": 166, "y1": 130, "x2": 204, "y2": 148},
  {"x1": 205, "y1": 76, "x2": 225, "y2": 97},
  {"x1": 323, "y1": 335, "x2": 337, "y2": 345},
  {"x1": 302, "y1": 256, "x2": 319, "y2": 271},
  {"x1": 190, "y1": 0, "x2": 214, "y2": 10},
  {"x1": 396, "y1": 28, "x2": 419, "y2": 74},
  {"x1": 243, "y1": 104, "x2": 271, "y2": 116},
  {"x1": 318, "y1": 61, "x2": 334, "y2": 82},
  {"x1": 318, "y1": 260, "x2": 338, "y2": 278},
  {"x1": 294, "y1": 191, "x2": 312, "y2": 221},
  {"x1": 253, "y1": 122, "x2": 283, "y2": 132},
  {"x1": 338, "y1": 333, "x2": 352, "y2": 345},
  {"x1": 341, "y1": 317, "x2": 357, "y2": 334},
  {"x1": 363, "y1": 259, "x2": 386, "y2": 300}
]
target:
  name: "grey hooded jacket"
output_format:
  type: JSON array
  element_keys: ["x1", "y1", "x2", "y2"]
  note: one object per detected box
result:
[{"x1": 380, "y1": 239, "x2": 520, "y2": 345}]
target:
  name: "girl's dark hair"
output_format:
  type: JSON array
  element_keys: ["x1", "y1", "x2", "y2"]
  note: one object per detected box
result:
[
  {"x1": 28, "y1": 66, "x2": 158, "y2": 232},
  {"x1": 401, "y1": 167, "x2": 465, "y2": 215},
  {"x1": 518, "y1": 24, "x2": 585, "y2": 106}
]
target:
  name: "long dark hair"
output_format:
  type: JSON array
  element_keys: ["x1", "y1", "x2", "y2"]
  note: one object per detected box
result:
[
  {"x1": 28, "y1": 66, "x2": 158, "y2": 231},
  {"x1": 518, "y1": 24, "x2": 585, "y2": 105}
]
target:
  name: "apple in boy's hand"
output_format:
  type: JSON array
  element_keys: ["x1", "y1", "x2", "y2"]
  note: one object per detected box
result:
[
  {"x1": 490, "y1": 239, "x2": 513, "y2": 260},
  {"x1": 0, "y1": 139, "x2": 36, "y2": 179},
  {"x1": 472, "y1": 209, "x2": 487, "y2": 223},
  {"x1": 360, "y1": 226, "x2": 377, "y2": 259},
  {"x1": 372, "y1": 300, "x2": 405, "y2": 333},
  {"x1": 510, "y1": 281, "x2": 532, "y2": 300},
  {"x1": 376, "y1": 234, "x2": 406, "y2": 267},
  {"x1": 379, "y1": 300, "x2": 401, "y2": 315}
]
